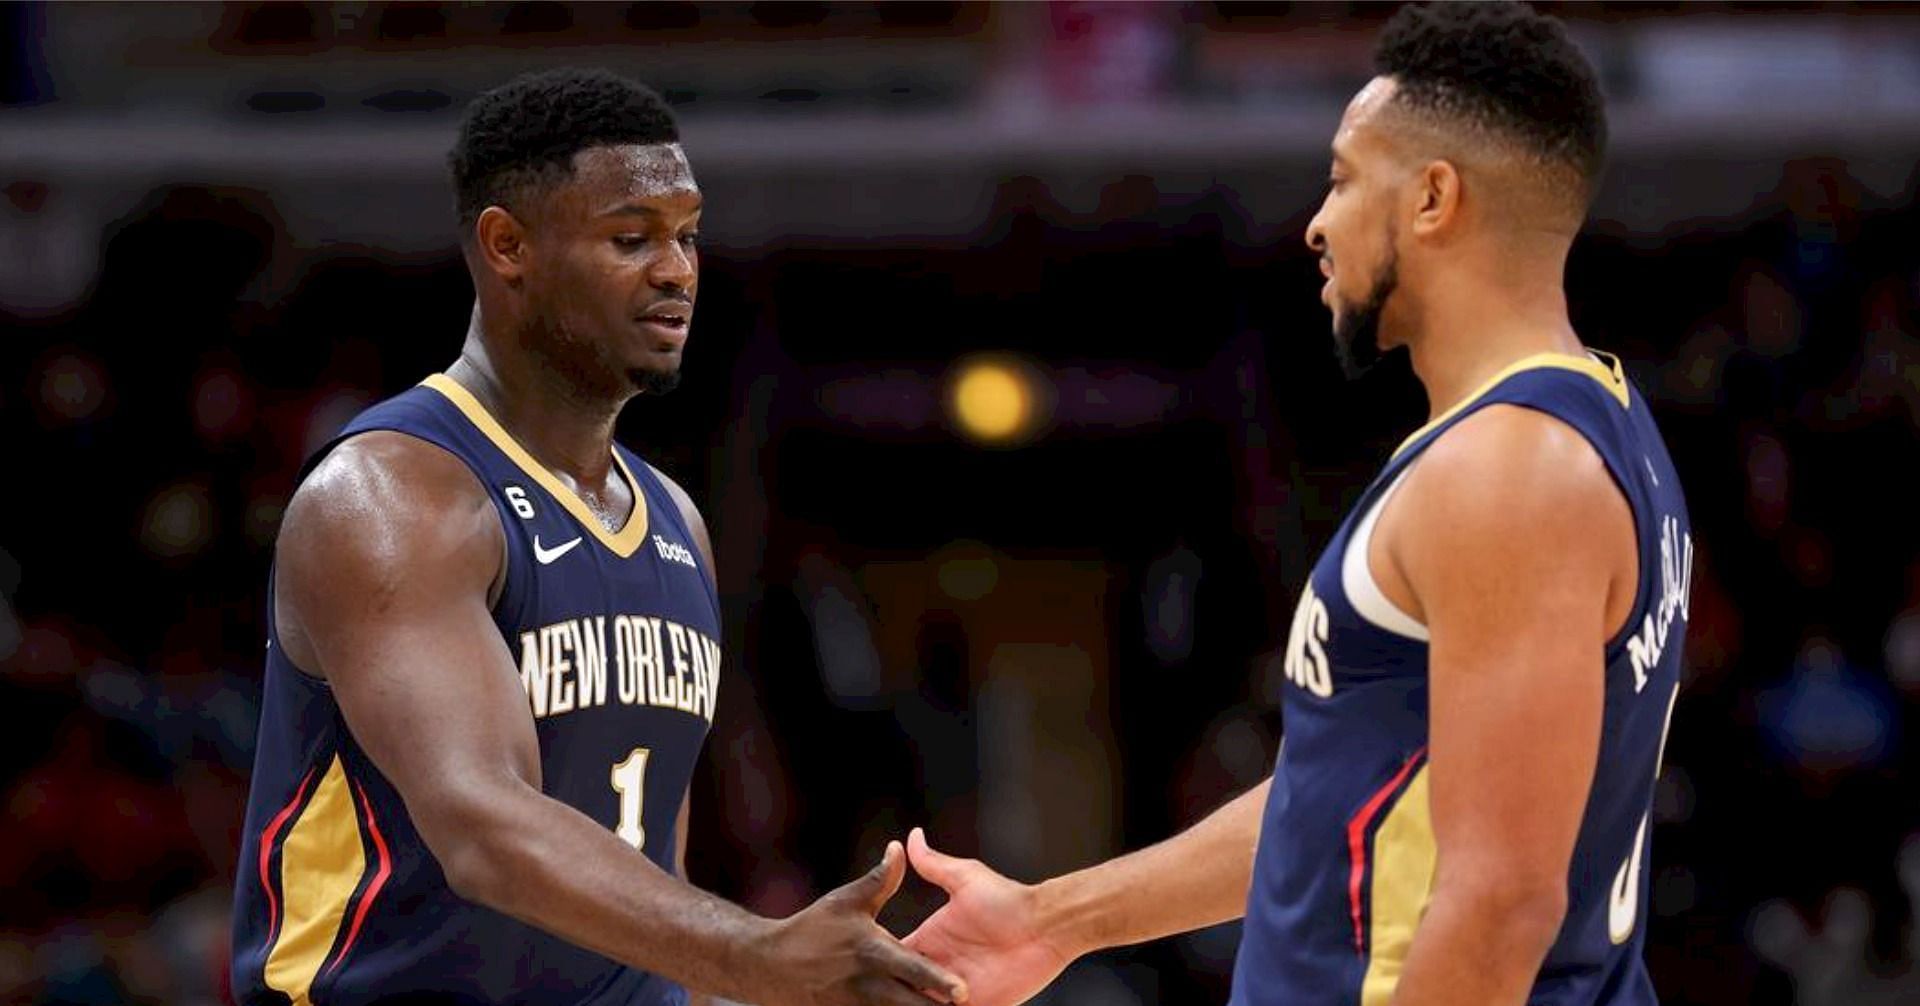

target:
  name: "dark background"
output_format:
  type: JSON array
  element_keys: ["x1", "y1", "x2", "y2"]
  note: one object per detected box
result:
[{"x1": 5, "y1": 3, "x2": 1920, "y2": 1005}]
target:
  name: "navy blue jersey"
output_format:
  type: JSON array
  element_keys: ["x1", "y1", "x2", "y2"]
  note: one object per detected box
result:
[
  {"x1": 232, "y1": 374, "x2": 721, "y2": 1006},
  {"x1": 1231, "y1": 353, "x2": 1691, "y2": 1006}
]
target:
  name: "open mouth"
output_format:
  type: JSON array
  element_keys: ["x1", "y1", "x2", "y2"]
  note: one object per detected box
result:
[{"x1": 636, "y1": 298, "x2": 692, "y2": 333}]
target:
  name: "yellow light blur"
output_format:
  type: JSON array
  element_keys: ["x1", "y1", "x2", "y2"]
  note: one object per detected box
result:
[{"x1": 950, "y1": 358, "x2": 1036, "y2": 444}]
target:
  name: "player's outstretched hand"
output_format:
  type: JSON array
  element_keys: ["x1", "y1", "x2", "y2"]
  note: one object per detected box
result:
[
  {"x1": 757, "y1": 840, "x2": 970, "y2": 1006},
  {"x1": 901, "y1": 828, "x2": 1075, "y2": 1006}
]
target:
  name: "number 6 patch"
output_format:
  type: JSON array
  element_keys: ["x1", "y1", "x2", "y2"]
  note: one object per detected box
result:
[{"x1": 504, "y1": 485, "x2": 535, "y2": 520}]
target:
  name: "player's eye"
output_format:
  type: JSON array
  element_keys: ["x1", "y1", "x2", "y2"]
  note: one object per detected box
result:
[{"x1": 677, "y1": 232, "x2": 701, "y2": 249}]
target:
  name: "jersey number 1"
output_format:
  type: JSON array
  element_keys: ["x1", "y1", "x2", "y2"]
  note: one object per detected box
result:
[{"x1": 610, "y1": 747, "x2": 651, "y2": 850}]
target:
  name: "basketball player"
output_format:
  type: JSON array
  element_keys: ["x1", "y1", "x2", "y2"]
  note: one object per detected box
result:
[
  {"x1": 229, "y1": 70, "x2": 968, "y2": 1006},
  {"x1": 900, "y1": 5, "x2": 1691, "y2": 1004}
]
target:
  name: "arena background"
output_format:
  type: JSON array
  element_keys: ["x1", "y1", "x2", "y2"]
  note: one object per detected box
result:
[{"x1": 5, "y1": 3, "x2": 1920, "y2": 1004}]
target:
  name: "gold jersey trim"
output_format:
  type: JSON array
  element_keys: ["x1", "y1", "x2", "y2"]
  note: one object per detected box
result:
[
  {"x1": 1394, "y1": 350, "x2": 1630, "y2": 460},
  {"x1": 422, "y1": 373, "x2": 649, "y2": 558}
]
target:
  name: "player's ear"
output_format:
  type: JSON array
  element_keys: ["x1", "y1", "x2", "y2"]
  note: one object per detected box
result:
[
  {"x1": 473, "y1": 206, "x2": 531, "y2": 286},
  {"x1": 1410, "y1": 159, "x2": 1462, "y2": 239}
]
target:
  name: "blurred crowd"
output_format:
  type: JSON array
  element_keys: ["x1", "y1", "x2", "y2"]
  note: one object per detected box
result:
[{"x1": 4, "y1": 121, "x2": 1920, "y2": 1006}]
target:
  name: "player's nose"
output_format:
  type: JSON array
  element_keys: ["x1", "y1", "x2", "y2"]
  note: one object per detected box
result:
[{"x1": 650, "y1": 240, "x2": 696, "y2": 290}]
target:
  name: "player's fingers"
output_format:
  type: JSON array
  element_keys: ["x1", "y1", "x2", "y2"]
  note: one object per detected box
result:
[
  {"x1": 860, "y1": 935, "x2": 968, "y2": 1004},
  {"x1": 836, "y1": 840, "x2": 908, "y2": 916},
  {"x1": 906, "y1": 827, "x2": 972, "y2": 894}
]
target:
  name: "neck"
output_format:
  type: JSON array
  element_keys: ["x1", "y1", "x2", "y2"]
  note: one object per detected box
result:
[
  {"x1": 446, "y1": 305, "x2": 628, "y2": 485},
  {"x1": 1401, "y1": 245, "x2": 1583, "y2": 422}
]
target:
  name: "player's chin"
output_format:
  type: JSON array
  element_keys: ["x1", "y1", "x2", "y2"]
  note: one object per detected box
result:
[{"x1": 627, "y1": 361, "x2": 682, "y2": 396}]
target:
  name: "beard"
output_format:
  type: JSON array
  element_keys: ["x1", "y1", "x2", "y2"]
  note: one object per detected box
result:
[
  {"x1": 1331, "y1": 249, "x2": 1397, "y2": 380},
  {"x1": 522, "y1": 307, "x2": 683, "y2": 398},
  {"x1": 629, "y1": 365, "x2": 681, "y2": 396}
]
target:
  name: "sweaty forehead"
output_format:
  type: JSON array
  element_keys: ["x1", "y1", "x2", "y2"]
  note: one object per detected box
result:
[
  {"x1": 570, "y1": 143, "x2": 700, "y2": 202},
  {"x1": 1332, "y1": 76, "x2": 1404, "y2": 163}
]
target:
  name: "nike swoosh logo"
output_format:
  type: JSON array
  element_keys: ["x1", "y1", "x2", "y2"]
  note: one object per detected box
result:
[
  {"x1": 533, "y1": 535, "x2": 583, "y2": 565},
  {"x1": 1608, "y1": 812, "x2": 1649, "y2": 943}
]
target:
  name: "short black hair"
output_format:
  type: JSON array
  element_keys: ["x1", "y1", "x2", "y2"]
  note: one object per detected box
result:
[
  {"x1": 448, "y1": 67, "x2": 679, "y2": 233},
  {"x1": 1375, "y1": 2, "x2": 1606, "y2": 199}
]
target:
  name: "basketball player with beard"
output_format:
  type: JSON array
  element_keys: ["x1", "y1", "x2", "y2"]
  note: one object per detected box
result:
[
  {"x1": 899, "y1": 5, "x2": 1692, "y2": 1005},
  {"x1": 229, "y1": 69, "x2": 968, "y2": 1006}
]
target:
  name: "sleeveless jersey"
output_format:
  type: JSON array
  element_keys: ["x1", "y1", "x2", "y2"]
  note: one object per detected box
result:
[
  {"x1": 1231, "y1": 352, "x2": 1691, "y2": 1006},
  {"x1": 231, "y1": 374, "x2": 722, "y2": 1006}
]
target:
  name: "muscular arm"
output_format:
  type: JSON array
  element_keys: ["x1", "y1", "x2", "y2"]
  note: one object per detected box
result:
[
  {"x1": 276, "y1": 435, "x2": 961, "y2": 1006},
  {"x1": 1380, "y1": 406, "x2": 1633, "y2": 1006},
  {"x1": 1036, "y1": 779, "x2": 1266, "y2": 953}
]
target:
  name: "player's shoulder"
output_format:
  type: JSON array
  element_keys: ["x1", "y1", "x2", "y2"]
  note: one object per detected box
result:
[
  {"x1": 282, "y1": 430, "x2": 501, "y2": 574},
  {"x1": 1387, "y1": 404, "x2": 1636, "y2": 606},
  {"x1": 275, "y1": 431, "x2": 504, "y2": 675},
  {"x1": 297, "y1": 430, "x2": 487, "y2": 514},
  {"x1": 1406, "y1": 403, "x2": 1619, "y2": 528}
]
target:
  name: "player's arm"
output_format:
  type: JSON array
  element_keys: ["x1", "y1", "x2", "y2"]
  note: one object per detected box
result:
[
  {"x1": 1027, "y1": 781, "x2": 1266, "y2": 949},
  {"x1": 1380, "y1": 406, "x2": 1630, "y2": 1006},
  {"x1": 276, "y1": 435, "x2": 965, "y2": 1006},
  {"x1": 901, "y1": 779, "x2": 1268, "y2": 1006}
]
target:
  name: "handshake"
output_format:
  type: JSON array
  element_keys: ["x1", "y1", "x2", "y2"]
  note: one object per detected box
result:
[
  {"x1": 743, "y1": 828, "x2": 1075, "y2": 1006},
  {"x1": 693, "y1": 766, "x2": 1267, "y2": 1006}
]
